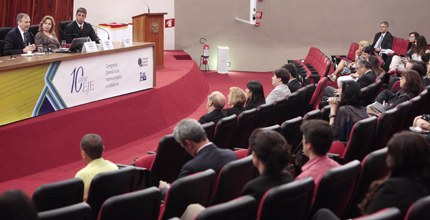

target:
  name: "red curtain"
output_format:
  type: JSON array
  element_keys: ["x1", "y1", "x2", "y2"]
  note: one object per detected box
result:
[{"x1": 0, "y1": 0, "x2": 74, "y2": 29}]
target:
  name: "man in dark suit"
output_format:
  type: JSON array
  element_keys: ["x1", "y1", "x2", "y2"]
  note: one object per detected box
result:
[
  {"x1": 322, "y1": 59, "x2": 375, "y2": 102},
  {"x1": 198, "y1": 91, "x2": 226, "y2": 124},
  {"x1": 282, "y1": 63, "x2": 302, "y2": 93},
  {"x1": 63, "y1": 7, "x2": 100, "y2": 44},
  {"x1": 3, "y1": 13, "x2": 36, "y2": 55},
  {"x1": 159, "y1": 118, "x2": 236, "y2": 188},
  {"x1": 371, "y1": 21, "x2": 393, "y2": 53}
]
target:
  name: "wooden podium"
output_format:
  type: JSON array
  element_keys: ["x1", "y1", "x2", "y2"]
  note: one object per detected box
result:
[{"x1": 132, "y1": 12, "x2": 167, "y2": 68}]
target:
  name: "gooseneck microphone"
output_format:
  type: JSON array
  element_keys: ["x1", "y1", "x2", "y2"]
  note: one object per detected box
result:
[
  {"x1": 91, "y1": 25, "x2": 110, "y2": 40},
  {"x1": 142, "y1": 0, "x2": 150, "y2": 13}
]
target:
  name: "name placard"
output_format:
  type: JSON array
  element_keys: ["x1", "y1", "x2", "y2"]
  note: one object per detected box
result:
[
  {"x1": 82, "y1": 41, "x2": 98, "y2": 53},
  {"x1": 100, "y1": 40, "x2": 114, "y2": 51},
  {"x1": 122, "y1": 38, "x2": 132, "y2": 47}
]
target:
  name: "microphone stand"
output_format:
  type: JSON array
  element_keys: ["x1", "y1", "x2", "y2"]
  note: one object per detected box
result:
[{"x1": 92, "y1": 25, "x2": 110, "y2": 41}]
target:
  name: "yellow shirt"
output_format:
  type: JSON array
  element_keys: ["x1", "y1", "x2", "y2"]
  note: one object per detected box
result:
[{"x1": 75, "y1": 158, "x2": 118, "y2": 200}]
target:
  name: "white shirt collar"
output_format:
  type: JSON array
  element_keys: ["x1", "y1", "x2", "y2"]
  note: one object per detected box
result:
[{"x1": 196, "y1": 142, "x2": 212, "y2": 154}]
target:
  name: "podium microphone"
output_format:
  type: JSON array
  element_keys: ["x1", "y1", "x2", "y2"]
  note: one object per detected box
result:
[
  {"x1": 92, "y1": 25, "x2": 110, "y2": 40},
  {"x1": 142, "y1": 0, "x2": 150, "y2": 13}
]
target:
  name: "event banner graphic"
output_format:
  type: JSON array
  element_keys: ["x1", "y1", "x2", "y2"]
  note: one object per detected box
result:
[{"x1": 0, "y1": 47, "x2": 153, "y2": 126}]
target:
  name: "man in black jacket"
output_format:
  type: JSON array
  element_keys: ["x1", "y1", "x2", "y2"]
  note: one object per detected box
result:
[
  {"x1": 64, "y1": 7, "x2": 100, "y2": 44},
  {"x1": 3, "y1": 13, "x2": 35, "y2": 55}
]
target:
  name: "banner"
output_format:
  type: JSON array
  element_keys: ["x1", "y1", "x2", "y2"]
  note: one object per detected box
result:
[{"x1": 0, "y1": 47, "x2": 153, "y2": 126}]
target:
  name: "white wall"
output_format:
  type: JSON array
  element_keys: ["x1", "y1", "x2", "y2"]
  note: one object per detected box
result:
[{"x1": 73, "y1": 0, "x2": 175, "y2": 49}]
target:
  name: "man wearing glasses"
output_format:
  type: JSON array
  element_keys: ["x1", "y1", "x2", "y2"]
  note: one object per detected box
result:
[{"x1": 371, "y1": 21, "x2": 393, "y2": 53}]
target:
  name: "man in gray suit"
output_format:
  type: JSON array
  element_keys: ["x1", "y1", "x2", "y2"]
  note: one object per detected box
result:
[{"x1": 266, "y1": 68, "x2": 291, "y2": 104}]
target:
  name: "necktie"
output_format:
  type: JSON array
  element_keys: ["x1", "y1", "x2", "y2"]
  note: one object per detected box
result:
[
  {"x1": 23, "y1": 32, "x2": 29, "y2": 45},
  {"x1": 374, "y1": 34, "x2": 383, "y2": 49},
  {"x1": 80, "y1": 25, "x2": 83, "y2": 32}
]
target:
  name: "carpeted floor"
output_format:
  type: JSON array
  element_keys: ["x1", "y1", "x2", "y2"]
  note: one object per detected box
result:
[{"x1": 0, "y1": 51, "x2": 273, "y2": 196}]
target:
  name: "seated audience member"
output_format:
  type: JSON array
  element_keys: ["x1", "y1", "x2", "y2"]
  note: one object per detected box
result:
[
  {"x1": 198, "y1": 91, "x2": 226, "y2": 124},
  {"x1": 295, "y1": 120, "x2": 340, "y2": 184},
  {"x1": 421, "y1": 53, "x2": 430, "y2": 85},
  {"x1": 266, "y1": 68, "x2": 291, "y2": 104},
  {"x1": 282, "y1": 63, "x2": 302, "y2": 93},
  {"x1": 387, "y1": 59, "x2": 427, "y2": 91},
  {"x1": 223, "y1": 87, "x2": 246, "y2": 117},
  {"x1": 368, "y1": 55, "x2": 385, "y2": 78},
  {"x1": 35, "y1": 15, "x2": 61, "y2": 51},
  {"x1": 412, "y1": 114, "x2": 430, "y2": 143},
  {"x1": 0, "y1": 190, "x2": 38, "y2": 220},
  {"x1": 244, "y1": 80, "x2": 266, "y2": 110},
  {"x1": 241, "y1": 129, "x2": 294, "y2": 201},
  {"x1": 359, "y1": 131, "x2": 430, "y2": 216},
  {"x1": 371, "y1": 21, "x2": 393, "y2": 55},
  {"x1": 181, "y1": 129, "x2": 293, "y2": 220},
  {"x1": 75, "y1": 133, "x2": 118, "y2": 200},
  {"x1": 328, "y1": 40, "x2": 370, "y2": 81},
  {"x1": 370, "y1": 70, "x2": 424, "y2": 115},
  {"x1": 383, "y1": 32, "x2": 419, "y2": 71},
  {"x1": 322, "y1": 59, "x2": 376, "y2": 104},
  {"x1": 3, "y1": 13, "x2": 36, "y2": 55},
  {"x1": 64, "y1": 7, "x2": 100, "y2": 43},
  {"x1": 388, "y1": 35, "x2": 429, "y2": 73},
  {"x1": 335, "y1": 51, "x2": 375, "y2": 88},
  {"x1": 328, "y1": 81, "x2": 368, "y2": 142},
  {"x1": 159, "y1": 118, "x2": 236, "y2": 189}
]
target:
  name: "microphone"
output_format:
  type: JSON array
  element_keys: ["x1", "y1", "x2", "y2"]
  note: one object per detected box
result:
[
  {"x1": 142, "y1": 0, "x2": 150, "y2": 13},
  {"x1": 92, "y1": 25, "x2": 110, "y2": 40}
]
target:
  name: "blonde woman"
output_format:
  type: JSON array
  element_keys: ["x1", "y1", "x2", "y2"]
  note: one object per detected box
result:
[
  {"x1": 35, "y1": 15, "x2": 60, "y2": 51},
  {"x1": 328, "y1": 40, "x2": 370, "y2": 81},
  {"x1": 223, "y1": 86, "x2": 247, "y2": 117}
]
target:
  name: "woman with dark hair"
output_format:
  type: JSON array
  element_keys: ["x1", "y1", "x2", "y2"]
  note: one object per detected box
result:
[
  {"x1": 0, "y1": 190, "x2": 38, "y2": 220},
  {"x1": 368, "y1": 55, "x2": 385, "y2": 77},
  {"x1": 389, "y1": 35, "x2": 430, "y2": 73},
  {"x1": 328, "y1": 81, "x2": 368, "y2": 142},
  {"x1": 244, "y1": 80, "x2": 266, "y2": 110},
  {"x1": 359, "y1": 131, "x2": 430, "y2": 216},
  {"x1": 241, "y1": 129, "x2": 293, "y2": 201},
  {"x1": 371, "y1": 70, "x2": 424, "y2": 115}
]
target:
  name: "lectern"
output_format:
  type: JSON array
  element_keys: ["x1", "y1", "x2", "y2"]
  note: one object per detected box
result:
[{"x1": 132, "y1": 13, "x2": 167, "y2": 68}]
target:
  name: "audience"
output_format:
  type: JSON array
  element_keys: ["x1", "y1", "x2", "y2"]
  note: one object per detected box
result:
[
  {"x1": 412, "y1": 114, "x2": 430, "y2": 143},
  {"x1": 388, "y1": 35, "x2": 429, "y2": 73},
  {"x1": 370, "y1": 70, "x2": 424, "y2": 115},
  {"x1": 383, "y1": 32, "x2": 420, "y2": 71},
  {"x1": 266, "y1": 68, "x2": 291, "y2": 104},
  {"x1": 281, "y1": 63, "x2": 303, "y2": 93},
  {"x1": 244, "y1": 80, "x2": 266, "y2": 110},
  {"x1": 295, "y1": 120, "x2": 340, "y2": 184},
  {"x1": 328, "y1": 81, "x2": 368, "y2": 142},
  {"x1": 223, "y1": 87, "x2": 246, "y2": 117},
  {"x1": 35, "y1": 15, "x2": 61, "y2": 51},
  {"x1": 159, "y1": 118, "x2": 236, "y2": 190},
  {"x1": 241, "y1": 129, "x2": 293, "y2": 201},
  {"x1": 64, "y1": 7, "x2": 100, "y2": 43},
  {"x1": 359, "y1": 131, "x2": 430, "y2": 216},
  {"x1": 198, "y1": 91, "x2": 226, "y2": 124},
  {"x1": 0, "y1": 190, "x2": 38, "y2": 220},
  {"x1": 3, "y1": 13, "x2": 36, "y2": 55},
  {"x1": 75, "y1": 133, "x2": 118, "y2": 200},
  {"x1": 328, "y1": 40, "x2": 370, "y2": 81}
]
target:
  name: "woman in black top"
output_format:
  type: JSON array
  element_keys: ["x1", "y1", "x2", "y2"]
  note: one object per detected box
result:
[
  {"x1": 359, "y1": 131, "x2": 430, "y2": 216},
  {"x1": 223, "y1": 86, "x2": 246, "y2": 117},
  {"x1": 244, "y1": 80, "x2": 266, "y2": 110},
  {"x1": 241, "y1": 128, "x2": 293, "y2": 201}
]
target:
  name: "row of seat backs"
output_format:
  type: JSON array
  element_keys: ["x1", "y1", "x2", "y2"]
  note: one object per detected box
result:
[
  {"x1": 331, "y1": 42, "x2": 360, "y2": 66},
  {"x1": 33, "y1": 166, "x2": 147, "y2": 220},
  {"x1": 289, "y1": 47, "x2": 333, "y2": 84}
]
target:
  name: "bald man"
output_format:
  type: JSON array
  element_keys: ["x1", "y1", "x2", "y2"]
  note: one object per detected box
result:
[{"x1": 198, "y1": 91, "x2": 226, "y2": 124}]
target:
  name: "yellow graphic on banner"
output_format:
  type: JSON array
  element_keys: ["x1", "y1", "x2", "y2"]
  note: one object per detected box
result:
[{"x1": 0, "y1": 65, "x2": 49, "y2": 125}]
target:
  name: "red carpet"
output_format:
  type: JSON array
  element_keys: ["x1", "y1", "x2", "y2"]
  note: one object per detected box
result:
[{"x1": 0, "y1": 51, "x2": 272, "y2": 195}]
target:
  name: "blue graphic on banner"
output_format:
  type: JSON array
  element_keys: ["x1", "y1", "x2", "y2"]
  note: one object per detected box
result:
[{"x1": 32, "y1": 62, "x2": 67, "y2": 116}]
